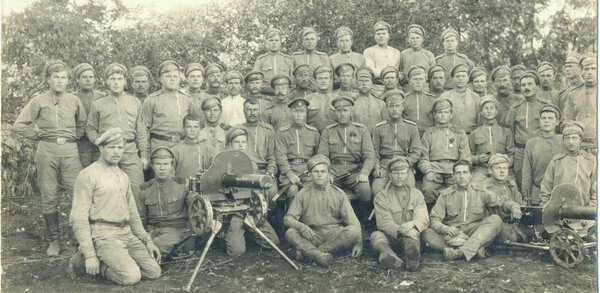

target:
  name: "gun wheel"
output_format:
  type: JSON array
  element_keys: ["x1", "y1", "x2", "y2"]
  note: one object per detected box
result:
[
  {"x1": 249, "y1": 191, "x2": 268, "y2": 226},
  {"x1": 549, "y1": 228, "x2": 585, "y2": 268},
  {"x1": 188, "y1": 195, "x2": 214, "y2": 235}
]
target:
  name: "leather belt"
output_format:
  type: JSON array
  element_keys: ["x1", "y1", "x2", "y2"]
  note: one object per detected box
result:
[
  {"x1": 40, "y1": 138, "x2": 76, "y2": 145},
  {"x1": 151, "y1": 133, "x2": 181, "y2": 142},
  {"x1": 381, "y1": 154, "x2": 407, "y2": 160},
  {"x1": 125, "y1": 139, "x2": 135, "y2": 144},
  {"x1": 89, "y1": 220, "x2": 129, "y2": 228},
  {"x1": 432, "y1": 159, "x2": 455, "y2": 164},
  {"x1": 288, "y1": 158, "x2": 308, "y2": 164},
  {"x1": 331, "y1": 159, "x2": 359, "y2": 165},
  {"x1": 515, "y1": 142, "x2": 526, "y2": 149}
]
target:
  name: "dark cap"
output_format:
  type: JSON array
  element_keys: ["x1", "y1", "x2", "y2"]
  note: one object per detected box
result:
[
  {"x1": 288, "y1": 97, "x2": 310, "y2": 109},
  {"x1": 293, "y1": 64, "x2": 311, "y2": 76},
  {"x1": 334, "y1": 63, "x2": 356, "y2": 77}
]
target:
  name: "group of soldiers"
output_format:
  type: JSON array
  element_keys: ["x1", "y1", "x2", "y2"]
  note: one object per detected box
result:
[{"x1": 12, "y1": 20, "x2": 597, "y2": 285}]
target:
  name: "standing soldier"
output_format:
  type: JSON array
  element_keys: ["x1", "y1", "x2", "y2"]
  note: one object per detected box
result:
[
  {"x1": 364, "y1": 20, "x2": 401, "y2": 97},
  {"x1": 244, "y1": 70, "x2": 272, "y2": 122},
  {"x1": 329, "y1": 26, "x2": 365, "y2": 88},
  {"x1": 129, "y1": 66, "x2": 153, "y2": 104},
  {"x1": 171, "y1": 114, "x2": 215, "y2": 178},
  {"x1": 564, "y1": 53, "x2": 597, "y2": 153},
  {"x1": 403, "y1": 66, "x2": 436, "y2": 136},
  {"x1": 428, "y1": 64, "x2": 446, "y2": 98},
  {"x1": 221, "y1": 70, "x2": 247, "y2": 126},
  {"x1": 399, "y1": 24, "x2": 435, "y2": 81},
  {"x1": 536, "y1": 62, "x2": 562, "y2": 109},
  {"x1": 333, "y1": 63, "x2": 358, "y2": 100},
  {"x1": 419, "y1": 98, "x2": 471, "y2": 210},
  {"x1": 87, "y1": 63, "x2": 149, "y2": 201},
  {"x1": 142, "y1": 60, "x2": 196, "y2": 153},
  {"x1": 204, "y1": 63, "x2": 226, "y2": 99},
  {"x1": 253, "y1": 28, "x2": 294, "y2": 96},
  {"x1": 470, "y1": 67, "x2": 488, "y2": 97},
  {"x1": 290, "y1": 64, "x2": 314, "y2": 99},
  {"x1": 266, "y1": 74, "x2": 294, "y2": 130},
  {"x1": 292, "y1": 27, "x2": 332, "y2": 78},
  {"x1": 504, "y1": 70, "x2": 552, "y2": 187},
  {"x1": 307, "y1": 64, "x2": 337, "y2": 132},
  {"x1": 381, "y1": 66, "x2": 403, "y2": 95},
  {"x1": 435, "y1": 28, "x2": 474, "y2": 90},
  {"x1": 73, "y1": 63, "x2": 104, "y2": 168},
  {"x1": 13, "y1": 60, "x2": 86, "y2": 257},
  {"x1": 440, "y1": 64, "x2": 480, "y2": 134},
  {"x1": 372, "y1": 90, "x2": 423, "y2": 195},
  {"x1": 559, "y1": 52, "x2": 584, "y2": 105},
  {"x1": 352, "y1": 67, "x2": 388, "y2": 133},
  {"x1": 491, "y1": 65, "x2": 523, "y2": 128},
  {"x1": 317, "y1": 97, "x2": 376, "y2": 225},
  {"x1": 198, "y1": 97, "x2": 230, "y2": 153},
  {"x1": 185, "y1": 63, "x2": 208, "y2": 116},
  {"x1": 510, "y1": 65, "x2": 527, "y2": 95}
]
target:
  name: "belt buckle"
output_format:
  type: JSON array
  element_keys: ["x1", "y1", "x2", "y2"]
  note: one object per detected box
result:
[
  {"x1": 171, "y1": 135, "x2": 180, "y2": 142},
  {"x1": 56, "y1": 138, "x2": 66, "y2": 145}
]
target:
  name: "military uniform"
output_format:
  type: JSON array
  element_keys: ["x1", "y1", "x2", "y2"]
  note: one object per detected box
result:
[
  {"x1": 399, "y1": 49, "x2": 435, "y2": 79},
  {"x1": 290, "y1": 88, "x2": 313, "y2": 99},
  {"x1": 171, "y1": 140, "x2": 215, "y2": 179},
  {"x1": 75, "y1": 88, "x2": 105, "y2": 167},
  {"x1": 494, "y1": 93, "x2": 523, "y2": 128},
  {"x1": 440, "y1": 89, "x2": 481, "y2": 134},
  {"x1": 330, "y1": 52, "x2": 365, "y2": 74},
  {"x1": 540, "y1": 151, "x2": 597, "y2": 206},
  {"x1": 253, "y1": 52, "x2": 294, "y2": 95},
  {"x1": 198, "y1": 122, "x2": 230, "y2": 153},
  {"x1": 307, "y1": 92, "x2": 337, "y2": 133},
  {"x1": 266, "y1": 97, "x2": 294, "y2": 130},
  {"x1": 564, "y1": 85, "x2": 597, "y2": 151},
  {"x1": 246, "y1": 92, "x2": 274, "y2": 123},
  {"x1": 292, "y1": 51, "x2": 332, "y2": 76},
  {"x1": 521, "y1": 134, "x2": 566, "y2": 204},
  {"x1": 242, "y1": 121, "x2": 278, "y2": 200},
  {"x1": 469, "y1": 121, "x2": 515, "y2": 183},
  {"x1": 435, "y1": 53, "x2": 474, "y2": 90},
  {"x1": 352, "y1": 93, "x2": 388, "y2": 134},
  {"x1": 403, "y1": 92, "x2": 436, "y2": 136}
]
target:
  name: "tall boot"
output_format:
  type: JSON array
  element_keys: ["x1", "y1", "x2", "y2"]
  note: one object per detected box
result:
[
  {"x1": 318, "y1": 228, "x2": 360, "y2": 254},
  {"x1": 43, "y1": 212, "x2": 60, "y2": 257},
  {"x1": 287, "y1": 230, "x2": 332, "y2": 267},
  {"x1": 67, "y1": 252, "x2": 86, "y2": 279},
  {"x1": 358, "y1": 201, "x2": 375, "y2": 233},
  {"x1": 372, "y1": 237, "x2": 403, "y2": 269}
]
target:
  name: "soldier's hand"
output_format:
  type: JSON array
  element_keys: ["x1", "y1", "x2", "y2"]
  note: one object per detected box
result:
[
  {"x1": 288, "y1": 174, "x2": 301, "y2": 185},
  {"x1": 425, "y1": 172, "x2": 436, "y2": 182},
  {"x1": 398, "y1": 222, "x2": 414, "y2": 235},
  {"x1": 300, "y1": 225, "x2": 318, "y2": 243},
  {"x1": 351, "y1": 243, "x2": 363, "y2": 257},
  {"x1": 85, "y1": 256, "x2": 100, "y2": 275},
  {"x1": 478, "y1": 153, "x2": 491, "y2": 164},
  {"x1": 374, "y1": 166, "x2": 383, "y2": 177},
  {"x1": 357, "y1": 174, "x2": 369, "y2": 183},
  {"x1": 446, "y1": 226, "x2": 460, "y2": 237},
  {"x1": 141, "y1": 157, "x2": 149, "y2": 170},
  {"x1": 406, "y1": 229, "x2": 419, "y2": 240},
  {"x1": 511, "y1": 207, "x2": 522, "y2": 220},
  {"x1": 146, "y1": 241, "x2": 162, "y2": 263}
]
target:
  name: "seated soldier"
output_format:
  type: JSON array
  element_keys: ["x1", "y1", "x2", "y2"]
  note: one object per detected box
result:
[
  {"x1": 419, "y1": 98, "x2": 471, "y2": 210},
  {"x1": 198, "y1": 97, "x2": 230, "y2": 153},
  {"x1": 333, "y1": 63, "x2": 358, "y2": 100},
  {"x1": 171, "y1": 114, "x2": 216, "y2": 179},
  {"x1": 266, "y1": 74, "x2": 294, "y2": 130},
  {"x1": 422, "y1": 161, "x2": 521, "y2": 262},
  {"x1": 222, "y1": 127, "x2": 280, "y2": 256},
  {"x1": 371, "y1": 157, "x2": 428, "y2": 271},
  {"x1": 138, "y1": 147, "x2": 195, "y2": 261},
  {"x1": 284, "y1": 155, "x2": 362, "y2": 267}
]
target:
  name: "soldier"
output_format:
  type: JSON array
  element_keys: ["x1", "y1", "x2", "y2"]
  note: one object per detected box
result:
[
  {"x1": 510, "y1": 64, "x2": 527, "y2": 95},
  {"x1": 275, "y1": 97, "x2": 320, "y2": 205},
  {"x1": 419, "y1": 98, "x2": 471, "y2": 210},
  {"x1": 399, "y1": 24, "x2": 435, "y2": 80},
  {"x1": 364, "y1": 20, "x2": 401, "y2": 97},
  {"x1": 403, "y1": 66, "x2": 436, "y2": 136},
  {"x1": 536, "y1": 62, "x2": 562, "y2": 109},
  {"x1": 440, "y1": 63, "x2": 480, "y2": 134},
  {"x1": 87, "y1": 63, "x2": 149, "y2": 201},
  {"x1": 469, "y1": 96, "x2": 515, "y2": 184},
  {"x1": 317, "y1": 97, "x2": 376, "y2": 225},
  {"x1": 138, "y1": 147, "x2": 195, "y2": 260},
  {"x1": 266, "y1": 74, "x2": 294, "y2": 130},
  {"x1": 333, "y1": 63, "x2": 358, "y2": 100},
  {"x1": 504, "y1": 70, "x2": 552, "y2": 187},
  {"x1": 198, "y1": 97, "x2": 230, "y2": 153},
  {"x1": 292, "y1": 27, "x2": 332, "y2": 74},
  {"x1": 239, "y1": 98, "x2": 278, "y2": 201},
  {"x1": 307, "y1": 64, "x2": 337, "y2": 132},
  {"x1": 521, "y1": 104, "x2": 565, "y2": 205},
  {"x1": 381, "y1": 66, "x2": 402, "y2": 95},
  {"x1": 221, "y1": 70, "x2": 246, "y2": 126},
  {"x1": 428, "y1": 64, "x2": 446, "y2": 98},
  {"x1": 422, "y1": 161, "x2": 521, "y2": 262},
  {"x1": 372, "y1": 89, "x2": 423, "y2": 195},
  {"x1": 142, "y1": 60, "x2": 196, "y2": 153},
  {"x1": 171, "y1": 114, "x2": 215, "y2": 178},
  {"x1": 68, "y1": 128, "x2": 161, "y2": 285},
  {"x1": 244, "y1": 70, "x2": 273, "y2": 122},
  {"x1": 73, "y1": 63, "x2": 104, "y2": 168},
  {"x1": 540, "y1": 121, "x2": 596, "y2": 207},
  {"x1": 435, "y1": 28, "x2": 474, "y2": 90},
  {"x1": 352, "y1": 66, "x2": 388, "y2": 133},
  {"x1": 490, "y1": 65, "x2": 523, "y2": 127},
  {"x1": 329, "y1": 26, "x2": 365, "y2": 88},
  {"x1": 564, "y1": 53, "x2": 597, "y2": 153},
  {"x1": 13, "y1": 60, "x2": 86, "y2": 256},
  {"x1": 371, "y1": 157, "x2": 428, "y2": 271},
  {"x1": 470, "y1": 67, "x2": 488, "y2": 97},
  {"x1": 185, "y1": 63, "x2": 209, "y2": 119},
  {"x1": 290, "y1": 64, "x2": 314, "y2": 99},
  {"x1": 559, "y1": 52, "x2": 584, "y2": 104},
  {"x1": 205, "y1": 63, "x2": 225, "y2": 99},
  {"x1": 253, "y1": 28, "x2": 294, "y2": 96},
  {"x1": 284, "y1": 155, "x2": 363, "y2": 267},
  {"x1": 129, "y1": 66, "x2": 153, "y2": 104}
]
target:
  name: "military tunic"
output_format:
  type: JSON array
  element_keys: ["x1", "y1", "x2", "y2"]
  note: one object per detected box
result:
[
  {"x1": 171, "y1": 140, "x2": 216, "y2": 179},
  {"x1": 434, "y1": 52, "x2": 474, "y2": 90},
  {"x1": 75, "y1": 89, "x2": 104, "y2": 167},
  {"x1": 521, "y1": 135, "x2": 566, "y2": 202},
  {"x1": 440, "y1": 88, "x2": 481, "y2": 134},
  {"x1": 253, "y1": 52, "x2": 294, "y2": 95},
  {"x1": 373, "y1": 184, "x2": 429, "y2": 240},
  {"x1": 246, "y1": 93, "x2": 274, "y2": 123},
  {"x1": 540, "y1": 151, "x2": 597, "y2": 207},
  {"x1": 538, "y1": 89, "x2": 562, "y2": 113},
  {"x1": 329, "y1": 51, "x2": 365, "y2": 72},
  {"x1": 198, "y1": 122, "x2": 230, "y2": 153},
  {"x1": 399, "y1": 48, "x2": 436, "y2": 78},
  {"x1": 564, "y1": 85, "x2": 597, "y2": 148},
  {"x1": 351, "y1": 94, "x2": 388, "y2": 134},
  {"x1": 402, "y1": 91, "x2": 436, "y2": 135},
  {"x1": 494, "y1": 93, "x2": 523, "y2": 128},
  {"x1": 307, "y1": 91, "x2": 336, "y2": 133},
  {"x1": 469, "y1": 121, "x2": 515, "y2": 183},
  {"x1": 266, "y1": 98, "x2": 294, "y2": 130},
  {"x1": 292, "y1": 50, "x2": 332, "y2": 73},
  {"x1": 290, "y1": 88, "x2": 314, "y2": 99}
]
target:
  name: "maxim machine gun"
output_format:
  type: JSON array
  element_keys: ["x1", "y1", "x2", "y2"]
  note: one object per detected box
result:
[
  {"x1": 504, "y1": 184, "x2": 597, "y2": 268},
  {"x1": 183, "y1": 150, "x2": 298, "y2": 292}
]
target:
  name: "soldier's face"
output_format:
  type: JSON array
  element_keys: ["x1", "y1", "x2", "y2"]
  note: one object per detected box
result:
[
  {"x1": 99, "y1": 141, "x2": 125, "y2": 165},
  {"x1": 430, "y1": 71, "x2": 445, "y2": 90},
  {"x1": 511, "y1": 75, "x2": 522, "y2": 92},
  {"x1": 160, "y1": 71, "x2": 181, "y2": 91},
  {"x1": 335, "y1": 106, "x2": 352, "y2": 123},
  {"x1": 291, "y1": 107, "x2": 307, "y2": 125},
  {"x1": 227, "y1": 78, "x2": 242, "y2": 96},
  {"x1": 409, "y1": 73, "x2": 426, "y2": 92},
  {"x1": 152, "y1": 158, "x2": 173, "y2": 180},
  {"x1": 315, "y1": 72, "x2": 331, "y2": 91},
  {"x1": 539, "y1": 70, "x2": 554, "y2": 89},
  {"x1": 490, "y1": 162, "x2": 509, "y2": 181},
  {"x1": 564, "y1": 133, "x2": 582, "y2": 152},
  {"x1": 564, "y1": 63, "x2": 581, "y2": 79},
  {"x1": 295, "y1": 71, "x2": 311, "y2": 88},
  {"x1": 132, "y1": 75, "x2": 150, "y2": 96},
  {"x1": 247, "y1": 80, "x2": 262, "y2": 94},
  {"x1": 184, "y1": 120, "x2": 201, "y2": 140},
  {"x1": 374, "y1": 30, "x2": 389, "y2": 45},
  {"x1": 472, "y1": 75, "x2": 487, "y2": 94},
  {"x1": 383, "y1": 72, "x2": 399, "y2": 90},
  {"x1": 408, "y1": 33, "x2": 423, "y2": 49},
  {"x1": 47, "y1": 71, "x2": 69, "y2": 93},
  {"x1": 78, "y1": 70, "x2": 96, "y2": 91},
  {"x1": 453, "y1": 165, "x2": 471, "y2": 187},
  {"x1": 266, "y1": 35, "x2": 282, "y2": 52},
  {"x1": 443, "y1": 36, "x2": 458, "y2": 52},
  {"x1": 539, "y1": 112, "x2": 559, "y2": 132},
  {"x1": 520, "y1": 77, "x2": 538, "y2": 98},
  {"x1": 107, "y1": 73, "x2": 126, "y2": 94},
  {"x1": 494, "y1": 76, "x2": 511, "y2": 95},
  {"x1": 274, "y1": 83, "x2": 290, "y2": 98},
  {"x1": 204, "y1": 106, "x2": 221, "y2": 124},
  {"x1": 481, "y1": 103, "x2": 498, "y2": 121},
  {"x1": 337, "y1": 35, "x2": 352, "y2": 53},
  {"x1": 386, "y1": 100, "x2": 404, "y2": 119},
  {"x1": 244, "y1": 102, "x2": 260, "y2": 123},
  {"x1": 302, "y1": 33, "x2": 318, "y2": 51},
  {"x1": 390, "y1": 168, "x2": 409, "y2": 187},
  {"x1": 356, "y1": 76, "x2": 372, "y2": 94},
  {"x1": 230, "y1": 135, "x2": 247, "y2": 150},
  {"x1": 453, "y1": 72, "x2": 468, "y2": 89},
  {"x1": 310, "y1": 164, "x2": 330, "y2": 187},
  {"x1": 207, "y1": 72, "x2": 222, "y2": 88},
  {"x1": 583, "y1": 64, "x2": 597, "y2": 85},
  {"x1": 187, "y1": 70, "x2": 204, "y2": 91},
  {"x1": 339, "y1": 70, "x2": 354, "y2": 88},
  {"x1": 434, "y1": 108, "x2": 452, "y2": 124}
]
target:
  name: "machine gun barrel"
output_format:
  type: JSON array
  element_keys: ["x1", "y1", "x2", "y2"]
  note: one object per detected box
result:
[
  {"x1": 560, "y1": 206, "x2": 597, "y2": 220},
  {"x1": 222, "y1": 173, "x2": 274, "y2": 189}
]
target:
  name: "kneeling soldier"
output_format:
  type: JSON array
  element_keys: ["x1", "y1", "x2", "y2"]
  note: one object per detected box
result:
[{"x1": 371, "y1": 157, "x2": 428, "y2": 271}]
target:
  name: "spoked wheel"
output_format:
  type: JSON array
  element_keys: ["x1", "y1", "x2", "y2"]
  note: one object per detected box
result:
[
  {"x1": 188, "y1": 195, "x2": 214, "y2": 235},
  {"x1": 549, "y1": 228, "x2": 585, "y2": 268},
  {"x1": 248, "y1": 191, "x2": 268, "y2": 226}
]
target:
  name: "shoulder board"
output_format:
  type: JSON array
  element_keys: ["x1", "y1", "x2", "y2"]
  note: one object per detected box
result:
[
  {"x1": 304, "y1": 124, "x2": 318, "y2": 131},
  {"x1": 148, "y1": 90, "x2": 162, "y2": 98},
  {"x1": 326, "y1": 123, "x2": 339, "y2": 129},
  {"x1": 471, "y1": 183, "x2": 488, "y2": 192},
  {"x1": 583, "y1": 152, "x2": 596, "y2": 161},
  {"x1": 456, "y1": 52, "x2": 469, "y2": 59},
  {"x1": 351, "y1": 121, "x2": 365, "y2": 128},
  {"x1": 292, "y1": 51, "x2": 303, "y2": 56},
  {"x1": 140, "y1": 179, "x2": 155, "y2": 190},
  {"x1": 219, "y1": 123, "x2": 231, "y2": 130},
  {"x1": 439, "y1": 185, "x2": 456, "y2": 197},
  {"x1": 178, "y1": 90, "x2": 190, "y2": 97},
  {"x1": 449, "y1": 124, "x2": 464, "y2": 133},
  {"x1": 259, "y1": 122, "x2": 274, "y2": 130},
  {"x1": 375, "y1": 120, "x2": 388, "y2": 127},
  {"x1": 424, "y1": 92, "x2": 436, "y2": 98},
  {"x1": 403, "y1": 119, "x2": 416, "y2": 126},
  {"x1": 434, "y1": 54, "x2": 445, "y2": 60},
  {"x1": 315, "y1": 51, "x2": 327, "y2": 56},
  {"x1": 510, "y1": 99, "x2": 525, "y2": 108},
  {"x1": 552, "y1": 153, "x2": 567, "y2": 160},
  {"x1": 507, "y1": 179, "x2": 518, "y2": 187},
  {"x1": 330, "y1": 184, "x2": 346, "y2": 195},
  {"x1": 569, "y1": 84, "x2": 584, "y2": 92},
  {"x1": 482, "y1": 178, "x2": 494, "y2": 188},
  {"x1": 281, "y1": 53, "x2": 293, "y2": 59},
  {"x1": 174, "y1": 177, "x2": 187, "y2": 185},
  {"x1": 256, "y1": 52, "x2": 269, "y2": 59},
  {"x1": 278, "y1": 125, "x2": 291, "y2": 132}
]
